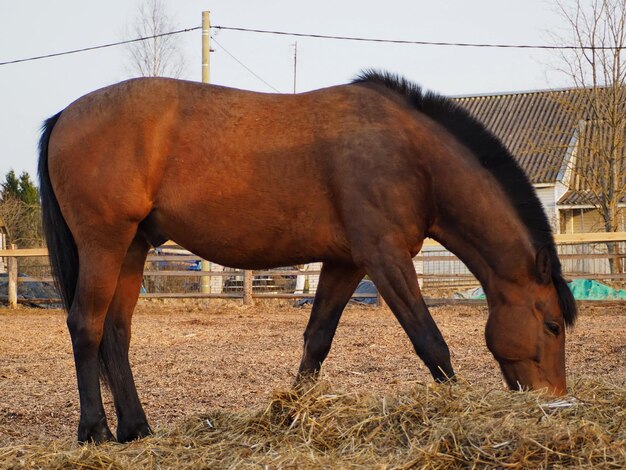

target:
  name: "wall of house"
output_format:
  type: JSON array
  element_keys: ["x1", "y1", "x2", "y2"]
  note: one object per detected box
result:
[
  {"x1": 534, "y1": 186, "x2": 559, "y2": 232},
  {"x1": 558, "y1": 208, "x2": 625, "y2": 275},
  {"x1": 559, "y1": 208, "x2": 625, "y2": 233}
]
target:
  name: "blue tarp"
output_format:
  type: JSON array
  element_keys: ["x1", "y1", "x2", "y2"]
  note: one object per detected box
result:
[
  {"x1": 294, "y1": 279, "x2": 378, "y2": 306},
  {"x1": 0, "y1": 273, "x2": 61, "y2": 308}
]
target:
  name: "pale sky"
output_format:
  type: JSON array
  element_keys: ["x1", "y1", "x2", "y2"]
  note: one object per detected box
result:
[{"x1": 0, "y1": 1, "x2": 575, "y2": 180}]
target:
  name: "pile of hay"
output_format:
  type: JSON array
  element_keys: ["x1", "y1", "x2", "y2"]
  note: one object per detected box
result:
[{"x1": 2, "y1": 380, "x2": 625, "y2": 469}]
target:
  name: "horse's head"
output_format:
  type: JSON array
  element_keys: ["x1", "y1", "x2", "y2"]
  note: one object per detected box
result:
[{"x1": 484, "y1": 247, "x2": 574, "y2": 396}]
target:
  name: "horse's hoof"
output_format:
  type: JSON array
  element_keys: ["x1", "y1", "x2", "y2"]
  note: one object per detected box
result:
[
  {"x1": 117, "y1": 422, "x2": 153, "y2": 443},
  {"x1": 434, "y1": 373, "x2": 457, "y2": 384},
  {"x1": 293, "y1": 373, "x2": 318, "y2": 392},
  {"x1": 78, "y1": 422, "x2": 115, "y2": 444}
]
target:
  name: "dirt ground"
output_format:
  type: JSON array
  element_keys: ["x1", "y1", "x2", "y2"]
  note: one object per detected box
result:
[{"x1": 0, "y1": 300, "x2": 624, "y2": 446}]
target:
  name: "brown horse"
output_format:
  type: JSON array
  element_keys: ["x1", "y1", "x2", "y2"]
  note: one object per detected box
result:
[{"x1": 39, "y1": 70, "x2": 576, "y2": 443}]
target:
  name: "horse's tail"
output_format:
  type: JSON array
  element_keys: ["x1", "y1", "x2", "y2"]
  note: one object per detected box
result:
[{"x1": 38, "y1": 111, "x2": 78, "y2": 312}]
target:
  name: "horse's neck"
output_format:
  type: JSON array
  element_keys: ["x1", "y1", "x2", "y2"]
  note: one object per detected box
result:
[{"x1": 428, "y1": 174, "x2": 537, "y2": 296}]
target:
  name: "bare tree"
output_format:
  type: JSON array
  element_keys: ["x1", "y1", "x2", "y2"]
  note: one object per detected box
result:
[
  {"x1": 0, "y1": 171, "x2": 43, "y2": 249},
  {"x1": 0, "y1": 196, "x2": 42, "y2": 248},
  {"x1": 554, "y1": 0, "x2": 626, "y2": 272},
  {"x1": 125, "y1": 0, "x2": 186, "y2": 78}
]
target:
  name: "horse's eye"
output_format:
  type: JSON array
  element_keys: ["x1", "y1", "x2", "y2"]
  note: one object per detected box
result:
[{"x1": 544, "y1": 321, "x2": 561, "y2": 336}]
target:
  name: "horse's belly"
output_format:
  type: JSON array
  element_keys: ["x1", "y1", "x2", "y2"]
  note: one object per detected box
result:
[{"x1": 152, "y1": 205, "x2": 349, "y2": 269}]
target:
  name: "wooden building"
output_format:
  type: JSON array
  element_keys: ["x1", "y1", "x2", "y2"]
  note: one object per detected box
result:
[{"x1": 453, "y1": 88, "x2": 625, "y2": 235}]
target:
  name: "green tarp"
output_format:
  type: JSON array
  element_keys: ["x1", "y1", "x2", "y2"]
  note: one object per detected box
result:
[
  {"x1": 454, "y1": 279, "x2": 626, "y2": 301},
  {"x1": 567, "y1": 278, "x2": 626, "y2": 300}
]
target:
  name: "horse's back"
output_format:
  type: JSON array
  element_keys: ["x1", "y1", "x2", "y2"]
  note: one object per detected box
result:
[{"x1": 48, "y1": 78, "x2": 432, "y2": 267}]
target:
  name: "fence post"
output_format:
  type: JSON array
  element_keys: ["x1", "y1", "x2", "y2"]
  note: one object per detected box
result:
[
  {"x1": 243, "y1": 270, "x2": 254, "y2": 305},
  {"x1": 7, "y1": 244, "x2": 17, "y2": 309},
  {"x1": 200, "y1": 259, "x2": 211, "y2": 293},
  {"x1": 376, "y1": 291, "x2": 386, "y2": 309}
]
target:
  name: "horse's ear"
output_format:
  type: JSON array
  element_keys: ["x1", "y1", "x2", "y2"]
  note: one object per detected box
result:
[{"x1": 535, "y1": 246, "x2": 552, "y2": 284}]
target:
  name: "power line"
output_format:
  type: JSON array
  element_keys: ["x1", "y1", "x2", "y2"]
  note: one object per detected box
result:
[
  {"x1": 1, "y1": 23, "x2": 622, "y2": 68},
  {"x1": 213, "y1": 25, "x2": 620, "y2": 51},
  {"x1": 211, "y1": 37, "x2": 281, "y2": 92},
  {"x1": 0, "y1": 27, "x2": 201, "y2": 66}
]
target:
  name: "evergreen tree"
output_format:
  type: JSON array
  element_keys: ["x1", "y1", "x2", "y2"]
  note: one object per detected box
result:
[
  {"x1": 1, "y1": 170, "x2": 21, "y2": 201},
  {"x1": 18, "y1": 172, "x2": 40, "y2": 205},
  {"x1": 1, "y1": 170, "x2": 40, "y2": 205}
]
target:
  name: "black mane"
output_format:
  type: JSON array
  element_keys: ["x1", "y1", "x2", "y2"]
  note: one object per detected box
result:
[{"x1": 352, "y1": 70, "x2": 577, "y2": 326}]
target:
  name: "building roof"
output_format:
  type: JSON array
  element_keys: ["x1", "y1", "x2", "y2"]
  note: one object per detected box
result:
[
  {"x1": 558, "y1": 190, "x2": 596, "y2": 206},
  {"x1": 569, "y1": 119, "x2": 626, "y2": 193},
  {"x1": 559, "y1": 189, "x2": 626, "y2": 207},
  {"x1": 452, "y1": 89, "x2": 589, "y2": 184}
]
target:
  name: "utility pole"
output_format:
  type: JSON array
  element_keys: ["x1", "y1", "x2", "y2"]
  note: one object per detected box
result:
[
  {"x1": 199, "y1": 10, "x2": 253, "y2": 303},
  {"x1": 202, "y1": 11, "x2": 211, "y2": 84},
  {"x1": 200, "y1": 10, "x2": 212, "y2": 295},
  {"x1": 292, "y1": 41, "x2": 298, "y2": 94}
]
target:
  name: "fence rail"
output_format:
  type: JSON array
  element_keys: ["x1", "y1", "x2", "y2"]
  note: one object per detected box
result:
[{"x1": 1, "y1": 232, "x2": 625, "y2": 308}]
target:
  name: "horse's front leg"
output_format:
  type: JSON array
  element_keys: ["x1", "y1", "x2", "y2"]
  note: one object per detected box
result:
[
  {"x1": 296, "y1": 262, "x2": 365, "y2": 384},
  {"x1": 361, "y1": 239, "x2": 455, "y2": 382}
]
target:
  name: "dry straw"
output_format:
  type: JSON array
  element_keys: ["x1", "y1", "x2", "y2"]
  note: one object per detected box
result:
[{"x1": 1, "y1": 379, "x2": 625, "y2": 469}]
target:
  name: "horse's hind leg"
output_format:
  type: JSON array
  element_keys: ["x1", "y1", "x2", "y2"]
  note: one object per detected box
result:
[
  {"x1": 361, "y1": 241, "x2": 454, "y2": 382},
  {"x1": 68, "y1": 235, "x2": 135, "y2": 443},
  {"x1": 296, "y1": 262, "x2": 365, "y2": 383},
  {"x1": 100, "y1": 236, "x2": 151, "y2": 443}
]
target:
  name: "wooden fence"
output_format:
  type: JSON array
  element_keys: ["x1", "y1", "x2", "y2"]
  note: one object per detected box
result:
[{"x1": 0, "y1": 232, "x2": 625, "y2": 308}]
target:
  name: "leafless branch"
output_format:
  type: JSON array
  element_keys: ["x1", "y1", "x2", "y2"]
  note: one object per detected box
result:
[{"x1": 124, "y1": 0, "x2": 186, "y2": 78}]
